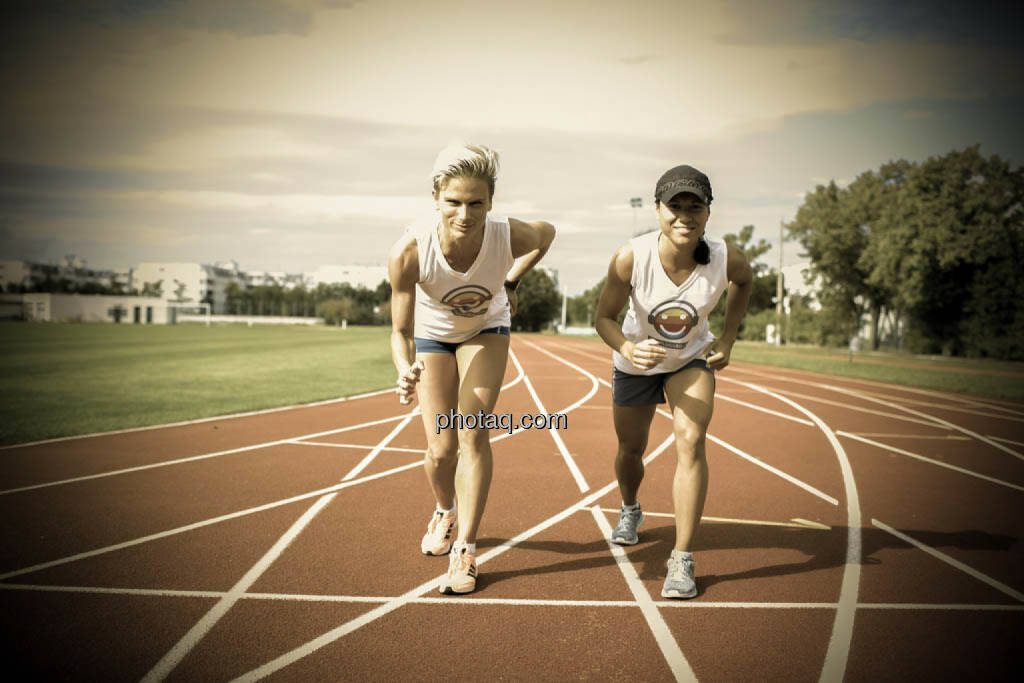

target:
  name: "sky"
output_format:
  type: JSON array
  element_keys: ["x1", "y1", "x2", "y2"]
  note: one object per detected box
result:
[{"x1": 2, "y1": 0, "x2": 1022, "y2": 295}]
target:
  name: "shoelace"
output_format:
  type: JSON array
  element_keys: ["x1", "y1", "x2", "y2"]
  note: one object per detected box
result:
[
  {"x1": 667, "y1": 555, "x2": 693, "y2": 580},
  {"x1": 451, "y1": 548, "x2": 473, "y2": 573}
]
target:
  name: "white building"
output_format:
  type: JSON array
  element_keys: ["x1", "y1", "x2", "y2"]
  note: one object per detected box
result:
[
  {"x1": 0, "y1": 258, "x2": 131, "y2": 292},
  {"x1": 780, "y1": 262, "x2": 822, "y2": 310},
  {"x1": 132, "y1": 262, "x2": 247, "y2": 314},
  {"x1": 15, "y1": 293, "x2": 170, "y2": 324}
]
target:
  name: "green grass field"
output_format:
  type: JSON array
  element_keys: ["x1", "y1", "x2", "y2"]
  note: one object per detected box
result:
[{"x1": 2, "y1": 322, "x2": 1022, "y2": 446}]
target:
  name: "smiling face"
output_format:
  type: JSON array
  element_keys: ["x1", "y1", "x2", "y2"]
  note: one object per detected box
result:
[
  {"x1": 656, "y1": 192, "x2": 710, "y2": 251},
  {"x1": 433, "y1": 175, "x2": 492, "y2": 235}
]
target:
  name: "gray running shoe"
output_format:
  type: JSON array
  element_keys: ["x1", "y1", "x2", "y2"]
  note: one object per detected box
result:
[
  {"x1": 610, "y1": 505, "x2": 644, "y2": 545},
  {"x1": 661, "y1": 552, "x2": 697, "y2": 599}
]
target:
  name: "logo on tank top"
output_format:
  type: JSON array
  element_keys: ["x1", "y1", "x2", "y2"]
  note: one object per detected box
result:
[
  {"x1": 647, "y1": 299, "x2": 698, "y2": 348},
  {"x1": 441, "y1": 285, "x2": 493, "y2": 317}
]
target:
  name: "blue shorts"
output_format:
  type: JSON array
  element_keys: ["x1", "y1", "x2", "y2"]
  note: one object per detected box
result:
[
  {"x1": 415, "y1": 326, "x2": 510, "y2": 354},
  {"x1": 612, "y1": 357, "x2": 714, "y2": 406}
]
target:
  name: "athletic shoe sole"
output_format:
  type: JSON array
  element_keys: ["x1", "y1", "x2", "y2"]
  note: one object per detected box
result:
[{"x1": 661, "y1": 586, "x2": 698, "y2": 599}]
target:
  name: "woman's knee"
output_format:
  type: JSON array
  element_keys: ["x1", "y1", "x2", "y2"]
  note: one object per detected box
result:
[
  {"x1": 425, "y1": 442, "x2": 458, "y2": 467},
  {"x1": 673, "y1": 422, "x2": 708, "y2": 458},
  {"x1": 617, "y1": 440, "x2": 647, "y2": 461}
]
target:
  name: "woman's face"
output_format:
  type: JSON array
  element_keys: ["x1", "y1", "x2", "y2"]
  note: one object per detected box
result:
[
  {"x1": 434, "y1": 176, "x2": 492, "y2": 235},
  {"x1": 656, "y1": 192, "x2": 709, "y2": 251}
]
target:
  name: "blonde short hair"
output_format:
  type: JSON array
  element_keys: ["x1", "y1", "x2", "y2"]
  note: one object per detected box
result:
[{"x1": 431, "y1": 143, "x2": 500, "y2": 197}]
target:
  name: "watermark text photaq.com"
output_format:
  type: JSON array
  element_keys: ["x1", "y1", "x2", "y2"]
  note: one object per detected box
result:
[{"x1": 435, "y1": 410, "x2": 567, "y2": 434}]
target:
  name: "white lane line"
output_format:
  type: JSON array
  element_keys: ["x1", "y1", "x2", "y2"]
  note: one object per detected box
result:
[
  {"x1": 508, "y1": 348, "x2": 590, "y2": 492},
  {"x1": 5, "y1": 584, "x2": 1023, "y2": 612},
  {"x1": 342, "y1": 409, "x2": 418, "y2": 481},
  {"x1": 715, "y1": 393, "x2": 814, "y2": 426},
  {"x1": 292, "y1": 442, "x2": 424, "y2": 454},
  {"x1": 732, "y1": 381, "x2": 861, "y2": 683},
  {"x1": 872, "y1": 519, "x2": 1024, "y2": 603},
  {"x1": 990, "y1": 435, "x2": 1024, "y2": 448},
  {"x1": 230, "y1": 434, "x2": 678, "y2": 682},
  {"x1": 597, "y1": 508, "x2": 831, "y2": 530},
  {"x1": 840, "y1": 433, "x2": 970, "y2": 440},
  {"x1": 0, "y1": 387, "x2": 398, "y2": 450},
  {"x1": 846, "y1": 389, "x2": 1024, "y2": 423},
  {"x1": 704, "y1": 432, "x2": 839, "y2": 506},
  {"x1": 590, "y1": 505, "x2": 697, "y2": 682},
  {"x1": 140, "y1": 493, "x2": 337, "y2": 683},
  {"x1": 0, "y1": 413, "x2": 412, "y2": 497},
  {"x1": 837, "y1": 432, "x2": 1024, "y2": 493},
  {"x1": 0, "y1": 460, "x2": 423, "y2": 581},
  {"x1": 824, "y1": 385, "x2": 1024, "y2": 463}
]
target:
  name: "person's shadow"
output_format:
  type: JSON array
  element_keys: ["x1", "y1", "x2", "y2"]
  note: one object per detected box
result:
[{"x1": 475, "y1": 518, "x2": 1016, "y2": 593}]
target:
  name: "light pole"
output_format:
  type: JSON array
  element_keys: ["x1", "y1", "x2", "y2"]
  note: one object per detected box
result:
[{"x1": 630, "y1": 197, "x2": 642, "y2": 234}]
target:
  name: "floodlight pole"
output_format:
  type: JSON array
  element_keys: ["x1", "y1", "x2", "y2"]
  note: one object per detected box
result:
[{"x1": 776, "y1": 221, "x2": 784, "y2": 346}]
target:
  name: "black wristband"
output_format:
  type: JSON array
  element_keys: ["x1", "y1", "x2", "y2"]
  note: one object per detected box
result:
[{"x1": 504, "y1": 280, "x2": 519, "y2": 292}]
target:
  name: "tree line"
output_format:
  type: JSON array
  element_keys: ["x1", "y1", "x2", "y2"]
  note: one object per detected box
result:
[{"x1": 786, "y1": 146, "x2": 1023, "y2": 359}]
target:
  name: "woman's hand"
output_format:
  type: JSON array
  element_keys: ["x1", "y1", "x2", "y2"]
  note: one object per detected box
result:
[
  {"x1": 624, "y1": 338, "x2": 666, "y2": 371},
  {"x1": 396, "y1": 360, "x2": 424, "y2": 404},
  {"x1": 705, "y1": 339, "x2": 734, "y2": 370}
]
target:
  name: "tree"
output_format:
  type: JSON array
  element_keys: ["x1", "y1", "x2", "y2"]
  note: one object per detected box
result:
[
  {"x1": 512, "y1": 269, "x2": 560, "y2": 332},
  {"x1": 865, "y1": 147, "x2": 1024, "y2": 358}
]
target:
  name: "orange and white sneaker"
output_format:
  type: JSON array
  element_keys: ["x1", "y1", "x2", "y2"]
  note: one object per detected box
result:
[
  {"x1": 440, "y1": 545, "x2": 477, "y2": 595},
  {"x1": 420, "y1": 509, "x2": 457, "y2": 556}
]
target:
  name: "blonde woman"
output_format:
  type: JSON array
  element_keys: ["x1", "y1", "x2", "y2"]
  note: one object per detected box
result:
[{"x1": 388, "y1": 143, "x2": 555, "y2": 594}]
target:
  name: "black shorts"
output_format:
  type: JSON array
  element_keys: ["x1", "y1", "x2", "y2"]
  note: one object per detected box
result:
[
  {"x1": 414, "y1": 326, "x2": 510, "y2": 354},
  {"x1": 612, "y1": 358, "x2": 714, "y2": 406}
]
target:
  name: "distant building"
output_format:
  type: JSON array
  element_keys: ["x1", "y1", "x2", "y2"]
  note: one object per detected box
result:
[
  {"x1": 132, "y1": 262, "x2": 247, "y2": 314},
  {"x1": 780, "y1": 262, "x2": 822, "y2": 310},
  {"x1": 11, "y1": 293, "x2": 170, "y2": 324}
]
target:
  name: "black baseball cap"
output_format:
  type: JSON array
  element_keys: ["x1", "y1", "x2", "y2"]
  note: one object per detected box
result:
[{"x1": 655, "y1": 165, "x2": 713, "y2": 205}]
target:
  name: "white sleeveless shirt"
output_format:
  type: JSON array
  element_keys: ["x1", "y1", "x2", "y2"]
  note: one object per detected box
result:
[
  {"x1": 613, "y1": 232, "x2": 729, "y2": 375},
  {"x1": 411, "y1": 215, "x2": 514, "y2": 342}
]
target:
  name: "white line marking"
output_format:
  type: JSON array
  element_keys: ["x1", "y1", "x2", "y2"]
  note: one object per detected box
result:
[
  {"x1": 824, "y1": 385, "x2": 1024, "y2": 463},
  {"x1": 0, "y1": 413, "x2": 413, "y2": 496},
  {"x1": 715, "y1": 393, "x2": 814, "y2": 426},
  {"x1": 872, "y1": 519, "x2": 1024, "y2": 603},
  {"x1": 509, "y1": 348, "x2": 590, "y2": 492},
  {"x1": 0, "y1": 387, "x2": 397, "y2": 450},
  {"x1": 140, "y1": 493, "x2": 338, "y2": 683},
  {"x1": 841, "y1": 433, "x2": 970, "y2": 440},
  {"x1": 590, "y1": 505, "x2": 697, "y2": 682},
  {"x1": 597, "y1": 508, "x2": 832, "y2": 530},
  {"x1": 230, "y1": 434, "x2": 678, "y2": 682},
  {"x1": 291, "y1": 442, "x2": 424, "y2": 454},
  {"x1": 0, "y1": 460, "x2": 424, "y2": 581},
  {"x1": 989, "y1": 435, "x2": 1024, "y2": 448},
  {"x1": 4, "y1": 584, "x2": 1023, "y2": 612},
  {"x1": 837, "y1": 431, "x2": 1024, "y2": 492},
  {"x1": 731, "y1": 381, "x2": 861, "y2": 683},
  {"x1": 342, "y1": 410, "x2": 417, "y2": 481}
]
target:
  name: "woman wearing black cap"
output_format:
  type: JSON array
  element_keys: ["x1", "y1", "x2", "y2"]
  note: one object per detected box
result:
[{"x1": 594, "y1": 164, "x2": 752, "y2": 598}]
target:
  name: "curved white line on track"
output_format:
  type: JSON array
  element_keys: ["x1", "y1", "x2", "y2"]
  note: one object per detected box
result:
[
  {"x1": 508, "y1": 347, "x2": 591, "y2": 492},
  {"x1": 0, "y1": 387, "x2": 398, "y2": 450},
  {"x1": 733, "y1": 381, "x2": 861, "y2": 683}
]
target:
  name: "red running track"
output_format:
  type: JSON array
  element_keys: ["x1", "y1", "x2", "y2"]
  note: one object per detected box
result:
[{"x1": 1, "y1": 336, "x2": 1022, "y2": 681}]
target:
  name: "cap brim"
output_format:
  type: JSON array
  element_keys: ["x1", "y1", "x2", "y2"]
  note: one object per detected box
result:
[{"x1": 656, "y1": 181, "x2": 709, "y2": 205}]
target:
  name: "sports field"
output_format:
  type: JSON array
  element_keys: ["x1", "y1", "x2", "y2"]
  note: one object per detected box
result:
[
  {"x1": 1, "y1": 332, "x2": 1021, "y2": 681},
  {"x1": 2, "y1": 321, "x2": 1022, "y2": 446}
]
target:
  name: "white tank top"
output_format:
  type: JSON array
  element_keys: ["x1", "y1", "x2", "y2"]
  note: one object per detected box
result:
[
  {"x1": 411, "y1": 215, "x2": 514, "y2": 342},
  {"x1": 613, "y1": 232, "x2": 729, "y2": 375}
]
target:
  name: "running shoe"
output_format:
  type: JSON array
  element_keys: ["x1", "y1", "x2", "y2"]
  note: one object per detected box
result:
[
  {"x1": 421, "y1": 509, "x2": 457, "y2": 556},
  {"x1": 610, "y1": 505, "x2": 644, "y2": 545},
  {"x1": 440, "y1": 545, "x2": 478, "y2": 595},
  {"x1": 661, "y1": 551, "x2": 697, "y2": 599}
]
